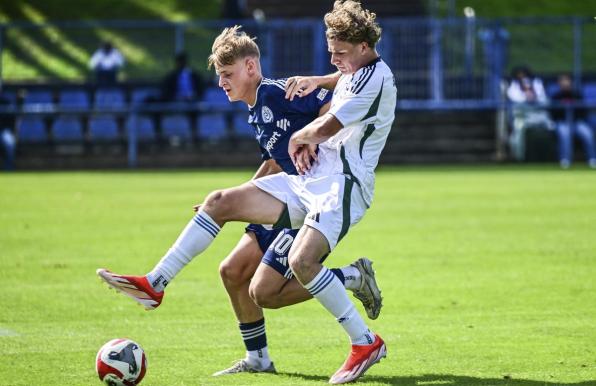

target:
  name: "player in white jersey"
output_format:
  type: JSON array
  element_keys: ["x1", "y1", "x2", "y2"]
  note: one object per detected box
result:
[{"x1": 98, "y1": 1, "x2": 394, "y2": 383}]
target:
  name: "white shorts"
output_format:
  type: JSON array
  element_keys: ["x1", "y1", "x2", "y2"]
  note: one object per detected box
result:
[{"x1": 251, "y1": 172, "x2": 367, "y2": 251}]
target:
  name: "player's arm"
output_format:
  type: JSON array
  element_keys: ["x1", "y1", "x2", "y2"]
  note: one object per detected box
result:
[
  {"x1": 252, "y1": 159, "x2": 282, "y2": 179},
  {"x1": 318, "y1": 101, "x2": 331, "y2": 116},
  {"x1": 285, "y1": 72, "x2": 341, "y2": 101},
  {"x1": 289, "y1": 113, "x2": 343, "y2": 174}
]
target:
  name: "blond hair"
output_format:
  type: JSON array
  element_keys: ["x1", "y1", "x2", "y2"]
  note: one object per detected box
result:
[
  {"x1": 324, "y1": 1, "x2": 381, "y2": 48},
  {"x1": 208, "y1": 25, "x2": 260, "y2": 69}
]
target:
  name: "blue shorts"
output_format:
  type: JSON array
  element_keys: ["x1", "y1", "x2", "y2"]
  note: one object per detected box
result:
[{"x1": 245, "y1": 224, "x2": 328, "y2": 280}]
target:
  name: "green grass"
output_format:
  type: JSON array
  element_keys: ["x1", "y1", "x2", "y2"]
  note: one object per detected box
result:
[{"x1": 0, "y1": 166, "x2": 595, "y2": 385}]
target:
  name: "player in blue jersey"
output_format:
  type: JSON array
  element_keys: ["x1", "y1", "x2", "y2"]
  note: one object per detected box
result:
[{"x1": 97, "y1": 24, "x2": 382, "y2": 377}]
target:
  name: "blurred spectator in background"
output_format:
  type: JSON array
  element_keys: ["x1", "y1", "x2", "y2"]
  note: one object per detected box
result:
[
  {"x1": 0, "y1": 87, "x2": 16, "y2": 170},
  {"x1": 89, "y1": 41, "x2": 125, "y2": 86},
  {"x1": 550, "y1": 73, "x2": 596, "y2": 169},
  {"x1": 161, "y1": 52, "x2": 205, "y2": 103},
  {"x1": 507, "y1": 65, "x2": 554, "y2": 161}
]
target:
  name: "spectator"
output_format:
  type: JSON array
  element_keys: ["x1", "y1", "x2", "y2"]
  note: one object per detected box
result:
[
  {"x1": 89, "y1": 41, "x2": 125, "y2": 86},
  {"x1": 550, "y1": 73, "x2": 596, "y2": 169},
  {"x1": 0, "y1": 87, "x2": 16, "y2": 171},
  {"x1": 506, "y1": 66, "x2": 554, "y2": 161},
  {"x1": 160, "y1": 52, "x2": 205, "y2": 102}
]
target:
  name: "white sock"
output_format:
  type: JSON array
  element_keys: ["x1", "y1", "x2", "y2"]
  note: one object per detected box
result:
[
  {"x1": 340, "y1": 265, "x2": 361, "y2": 291},
  {"x1": 304, "y1": 267, "x2": 375, "y2": 345},
  {"x1": 146, "y1": 210, "x2": 220, "y2": 291},
  {"x1": 246, "y1": 346, "x2": 271, "y2": 368}
]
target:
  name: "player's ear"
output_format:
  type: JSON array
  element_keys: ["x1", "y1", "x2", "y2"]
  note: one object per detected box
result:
[
  {"x1": 245, "y1": 57, "x2": 256, "y2": 75},
  {"x1": 360, "y1": 42, "x2": 369, "y2": 54}
]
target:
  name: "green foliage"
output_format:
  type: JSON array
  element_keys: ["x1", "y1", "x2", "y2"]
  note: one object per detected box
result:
[
  {"x1": 0, "y1": 166, "x2": 595, "y2": 385},
  {"x1": 0, "y1": 0, "x2": 221, "y2": 80}
]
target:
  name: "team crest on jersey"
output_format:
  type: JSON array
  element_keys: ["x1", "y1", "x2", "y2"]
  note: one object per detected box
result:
[{"x1": 261, "y1": 106, "x2": 274, "y2": 123}]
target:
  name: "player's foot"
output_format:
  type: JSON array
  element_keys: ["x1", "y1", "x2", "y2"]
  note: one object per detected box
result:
[
  {"x1": 329, "y1": 334, "x2": 386, "y2": 384},
  {"x1": 96, "y1": 268, "x2": 163, "y2": 310},
  {"x1": 351, "y1": 257, "x2": 383, "y2": 320},
  {"x1": 212, "y1": 360, "x2": 276, "y2": 376}
]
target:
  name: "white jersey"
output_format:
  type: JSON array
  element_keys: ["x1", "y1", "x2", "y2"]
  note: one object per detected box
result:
[{"x1": 308, "y1": 57, "x2": 397, "y2": 206}]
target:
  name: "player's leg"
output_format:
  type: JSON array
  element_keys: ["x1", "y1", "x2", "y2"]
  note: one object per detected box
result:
[
  {"x1": 214, "y1": 231, "x2": 275, "y2": 375},
  {"x1": 575, "y1": 120, "x2": 596, "y2": 166},
  {"x1": 249, "y1": 228, "x2": 382, "y2": 319},
  {"x1": 289, "y1": 225, "x2": 386, "y2": 384},
  {"x1": 97, "y1": 182, "x2": 286, "y2": 309}
]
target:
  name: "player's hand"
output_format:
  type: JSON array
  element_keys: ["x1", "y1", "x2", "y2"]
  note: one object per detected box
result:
[
  {"x1": 290, "y1": 142, "x2": 318, "y2": 175},
  {"x1": 296, "y1": 144, "x2": 318, "y2": 174},
  {"x1": 285, "y1": 76, "x2": 319, "y2": 101}
]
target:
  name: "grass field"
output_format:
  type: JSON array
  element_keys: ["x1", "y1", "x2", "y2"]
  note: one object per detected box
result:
[{"x1": 0, "y1": 166, "x2": 595, "y2": 386}]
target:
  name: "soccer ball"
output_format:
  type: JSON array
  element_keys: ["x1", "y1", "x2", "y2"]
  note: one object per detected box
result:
[{"x1": 96, "y1": 338, "x2": 147, "y2": 385}]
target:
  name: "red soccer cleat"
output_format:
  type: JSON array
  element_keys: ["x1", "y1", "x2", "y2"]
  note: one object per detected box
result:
[
  {"x1": 97, "y1": 268, "x2": 164, "y2": 310},
  {"x1": 329, "y1": 334, "x2": 386, "y2": 384}
]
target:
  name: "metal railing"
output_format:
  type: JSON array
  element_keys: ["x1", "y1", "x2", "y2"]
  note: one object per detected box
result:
[{"x1": 1, "y1": 16, "x2": 594, "y2": 106}]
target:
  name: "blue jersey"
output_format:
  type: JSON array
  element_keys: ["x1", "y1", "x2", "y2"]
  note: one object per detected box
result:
[{"x1": 248, "y1": 78, "x2": 332, "y2": 174}]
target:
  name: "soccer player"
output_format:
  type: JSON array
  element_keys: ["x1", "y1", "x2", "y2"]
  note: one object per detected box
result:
[{"x1": 98, "y1": 21, "x2": 383, "y2": 379}]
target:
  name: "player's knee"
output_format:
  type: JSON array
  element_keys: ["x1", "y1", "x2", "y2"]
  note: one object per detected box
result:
[
  {"x1": 203, "y1": 189, "x2": 237, "y2": 220},
  {"x1": 289, "y1": 254, "x2": 309, "y2": 278},
  {"x1": 218, "y1": 259, "x2": 245, "y2": 286},
  {"x1": 249, "y1": 282, "x2": 282, "y2": 309}
]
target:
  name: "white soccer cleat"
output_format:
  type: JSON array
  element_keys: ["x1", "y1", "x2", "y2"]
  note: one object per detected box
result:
[
  {"x1": 97, "y1": 268, "x2": 164, "y2": 310},
  {"x1": 212, "y1": 359, "x2": 277, "y2": 376},
  {"x1": 351, "y1": 257, "x2": 383, "y2": 320}
]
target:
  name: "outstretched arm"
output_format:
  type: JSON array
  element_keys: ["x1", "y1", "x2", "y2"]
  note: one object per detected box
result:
[{"x1": 285, "y1": 72, "x2": 341, "y2": 101}]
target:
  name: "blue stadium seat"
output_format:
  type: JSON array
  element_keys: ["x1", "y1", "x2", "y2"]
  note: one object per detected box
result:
[
  {"x1": 545, "y1": 82, "x2": 559, "y2": 98},
  {"x1": 89, "y1": 115, "x2": 119, "y2": 141},
  {"x1": 582, "y1": 82, "x2": 596, "y2": 102},
  {"x1": 24, "y1": 89, "x2": 53, "y2": 105},
  {"x1": 95, "y1": 88, "x2": 126, "y2": 110},
  {"x1": 17, "y1": 117, "x2": 47, "y2": 143},
  {"x1": 59, "y1": 89, "x2": 90, "y2": 111},
  {"x1": 130, "y1": 87, "x2": 160, "y2": 105},
  {"x1": 233, "y1": 113, "x2": 254, "y2": 138},
  {"x1": 161, "y1": 114, "x2": 192, "y2": 141},
  {"x1": 125, "y1": 115, "x2": 156, "y2": 142},
  {"x1": 52, "y1": 116, "x2": 84, "y2": 141},
  {"x1": 197, "y1": 113, "x2": 228, "y2": 140},
  {"x1": 202, "y1": 87, "x2": 229, "y2": 107},
  {"x1": 1, "y1": 90, "x2": 17, "y2": 106}
]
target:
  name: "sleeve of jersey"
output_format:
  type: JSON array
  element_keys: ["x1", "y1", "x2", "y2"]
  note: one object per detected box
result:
[
  {"x1": 329, "y1": 73, "x2": 382, "y2": 128},
  {"x1": 290, "y1": 87, "x2": 332, "y2": 115}
]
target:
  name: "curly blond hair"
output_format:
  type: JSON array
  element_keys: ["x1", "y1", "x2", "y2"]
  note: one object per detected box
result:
[
  {"x1": 208, "y1": 25, "x2": 260, "y2": 69},
  {"x1": 324, "y1": 1, "x2": 381, "y2": 48}
]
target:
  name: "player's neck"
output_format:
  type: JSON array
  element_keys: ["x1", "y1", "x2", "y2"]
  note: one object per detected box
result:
[
  {"x1": 359, "y1": 51, "x2": 379, "y2": 70},
  {"x1": 244, "y1": 75, "x2": 263, "y2": 107}
]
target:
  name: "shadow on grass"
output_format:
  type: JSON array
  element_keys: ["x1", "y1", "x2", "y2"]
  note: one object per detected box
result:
[{"x1": 278, "y1": 372, "x2": 595, "y2": 385}]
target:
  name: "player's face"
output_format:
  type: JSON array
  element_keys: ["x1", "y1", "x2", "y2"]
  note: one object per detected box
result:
[
  {"x1": 215, "y1": 59, "x2": 252, "y2": 102},
  {"x1": 327, "y1": 39, "x2": 368, "y2": 75}
]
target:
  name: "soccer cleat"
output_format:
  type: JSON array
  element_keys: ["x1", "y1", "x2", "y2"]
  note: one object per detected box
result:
[
  {"x1": 96, "y1": 268, "x2": 163, "y2": 310},
  {"x1": 351, "y1": 257, "x2": 383, "y2": 320},
  {"x1": 329, "y1": 334, "x2": 386, "y2": 384},
  {"x1": 212, "y1": 360, "x2": 277, "y2": 376}
]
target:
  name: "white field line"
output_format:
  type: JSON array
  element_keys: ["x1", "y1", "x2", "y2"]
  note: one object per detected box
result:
[{"x1": 0, "y1": 328, "x2": 19, "y2": 336}]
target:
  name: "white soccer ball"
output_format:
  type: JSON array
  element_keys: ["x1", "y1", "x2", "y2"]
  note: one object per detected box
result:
[{"x1": 96, "y1": 338, "x2": 147, "y2": 386}]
